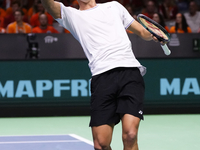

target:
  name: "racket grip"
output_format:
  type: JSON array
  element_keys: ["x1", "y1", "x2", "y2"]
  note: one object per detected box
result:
[{"x1": 161, "y1": 44, "x2": 171, "y2": 55}]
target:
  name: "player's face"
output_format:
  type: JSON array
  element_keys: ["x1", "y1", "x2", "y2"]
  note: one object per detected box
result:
[{"x1": 152, "y1": 14, "x2": 160, "y2": 23}]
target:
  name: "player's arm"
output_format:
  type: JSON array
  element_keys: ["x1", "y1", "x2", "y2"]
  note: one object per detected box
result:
[
  {"x1": 41, "y1": 0, "x2": 61, "y2": 19},
  {"x1": 128, "y1": 20, "x2": 158, "y2": 42}
]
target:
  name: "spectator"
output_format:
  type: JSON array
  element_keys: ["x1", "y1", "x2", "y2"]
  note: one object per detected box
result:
[
  {"x1": 142, "y1": 0, "x2": 157, "y2": 19},
  {"x1": 184, "y1": 1, "x2": 200, "y2": 33},
  {"x1": 0, "y1": 8, "x2": 5, "y2": 27},
  {"x1": 6, "y1": 9, "x2": 31, "y2": 33},
  {"x1": 129, "y1": 0, "x2": 144, "y2": 13},
  {"x1": 4, "y1": 0, "x2": 28, "y2": 28},
  {"x1": 32, "y1": 13, "x2": 58, "y2": 33},
  {"x1": 5, "y1": 0, "x2": 27, "y2": 16},
  {"x1": 0, "y1": 6, "x2": 6, "y2": 18},
  {"x1": 159, "y1": 0, "x2": 178, "y2": 20},
  {"x1": 169, "y1": 13, "x2": 192, "y2": 33},
  {"x1": 19, "y1": 0, "x2": 33, "y2": 10},
  {"x1": 194, "y1": 0, "x2": 200, "y2": 9},
  {"x1": 0, "y1": 15, "x2": 4, "y2": 27},
  {"x1": 30, "y1": 1, "x2": 53, "y2": 27},
  {"x1": 152, "y1": 12, "x2": 170, "y2": 32},
  {"x1": 27, "y1": 0, "x2": 41, "y2": 22}
]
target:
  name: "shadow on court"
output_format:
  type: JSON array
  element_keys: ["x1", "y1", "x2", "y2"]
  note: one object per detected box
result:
[{"x1": 0, "y1": 134, "x2": 93, "y2": 150}]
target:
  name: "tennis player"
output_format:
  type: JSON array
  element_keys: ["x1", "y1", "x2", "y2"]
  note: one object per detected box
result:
[{"x1": 41, "y1": 0, "x2": 161, "y2": 150}]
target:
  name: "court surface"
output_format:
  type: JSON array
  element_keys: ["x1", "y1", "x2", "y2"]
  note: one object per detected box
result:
[
  {"x1": 0, "y1": 134, "x2": 93, "y2": 150},
  {"x1": 0, "y1": 114, "x2": 200, "y2": 150}
]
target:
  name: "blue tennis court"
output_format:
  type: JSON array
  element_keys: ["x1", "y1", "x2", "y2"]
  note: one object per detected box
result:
[{"x1": 0, "y1": 134, "x2": 93, "y2": 150}]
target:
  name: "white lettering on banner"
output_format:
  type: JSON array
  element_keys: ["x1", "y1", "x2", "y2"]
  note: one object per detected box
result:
[
  {"x1": 0, "y1": 79, "x2": 91, "y2": 98},
  {"x1": 160, "y1": 78, "x2": 200, "y2": 95}
]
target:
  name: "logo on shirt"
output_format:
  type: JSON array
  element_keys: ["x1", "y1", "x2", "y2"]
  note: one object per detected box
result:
[
  {"x1": 138, "y1": 110, "x2": 143, "y2": 115},
  {"x1": 44, "y1": 36, "x2": 58, "y2": 44}
]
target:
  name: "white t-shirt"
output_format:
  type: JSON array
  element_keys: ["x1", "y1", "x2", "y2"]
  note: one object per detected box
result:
[
  {"x1": 184, "y1": 11, "x2": 200, "y2": 33},
  {"x1": 56, "y1": 1, "x2": 146, "y2": 76}
]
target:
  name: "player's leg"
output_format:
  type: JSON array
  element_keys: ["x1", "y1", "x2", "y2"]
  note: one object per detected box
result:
[
  {"x1": 116, "y1": 67, "x2": 145, "y2": 150},
  {"x1": 90, "y1": 69, "x2": 121, "y2": 150},
  {"x1": 91, "y1": 124, "x2": 114, "y2": 150},
  {"x1": 121, "y1": 114, "x2": 140, "y2": 150}
]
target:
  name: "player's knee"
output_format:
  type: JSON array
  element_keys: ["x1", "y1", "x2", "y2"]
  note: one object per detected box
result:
[
  {"x1": 94, "y1": 146, "x2": 110, "y2": 150},
  {"x1": 94, "y1": 145, "x2": 110, "y2": 150},
  {"x1": 94, "y1": 140, "x2": 111, "y2": 150},
  {"x1": 122, "y1": 131, "x2": 138, "y2": 144}
]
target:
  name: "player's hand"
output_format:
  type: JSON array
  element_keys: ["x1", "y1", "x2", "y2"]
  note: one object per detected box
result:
[
  {"x1": 151, "y1": 34, "x2": 167, "y2": 45},
  {"x1": 151, "y1": 34, "x2": 158, "y2": 42}
]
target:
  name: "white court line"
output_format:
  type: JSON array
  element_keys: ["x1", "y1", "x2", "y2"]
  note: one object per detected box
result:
[
  {"x1": 69, "y1": 134, "x2": 93, "y2": 146},
  {"x1": 0, "y1": 134, "x2": 72, "y2": 137},
  {"x1": 0, "y1": 134, "x2": 93, "y2": 146},
  {"x1": 0, "y1": 140, "x2": 80, "y2": 144}
]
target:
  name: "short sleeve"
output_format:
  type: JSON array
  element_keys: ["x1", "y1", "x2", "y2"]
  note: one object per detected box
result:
[
  {"x1": 55, "y1": 2, "x2": 74, "y2": 32},
  {"x1": 113, "y1": 1, "x2": 134, "y2": 29}
]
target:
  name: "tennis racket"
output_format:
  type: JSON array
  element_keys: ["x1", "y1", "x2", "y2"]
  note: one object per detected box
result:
[{"x1": 137, "y1": 14, "x2": 171, "y2": 55}]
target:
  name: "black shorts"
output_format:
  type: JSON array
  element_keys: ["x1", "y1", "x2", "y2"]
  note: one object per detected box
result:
[{"x1": 89, "y1": 67, "x2": 145, "y2": 127}]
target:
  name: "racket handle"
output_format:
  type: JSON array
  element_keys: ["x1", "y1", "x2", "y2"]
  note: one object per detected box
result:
[{"x1": 161, "y1": 44, "x2": 171, "y2": 55}]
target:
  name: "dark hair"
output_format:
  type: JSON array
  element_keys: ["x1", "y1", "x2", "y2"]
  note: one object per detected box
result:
[
  {"x1": 11, "y1": 0, "x2": 21, "y2": 7},
  {"x1": 154, "y1": 13, "x2": 166, "y2": 27},
  {"x1": 37, "y1": 0, "x2": 42, "y2": 4},
  {"x1": 175, "y1": 13, "x2": 189, "y2": 33}
]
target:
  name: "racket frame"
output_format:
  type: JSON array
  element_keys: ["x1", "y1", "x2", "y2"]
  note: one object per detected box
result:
[{"x1": 137, "y1": 14, "x2": 171, "y2": 43}]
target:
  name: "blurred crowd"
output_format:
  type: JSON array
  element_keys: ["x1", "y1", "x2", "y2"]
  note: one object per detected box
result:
[{"x1": 0, "y1": 0, "x2": 200, "y2": 34}]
